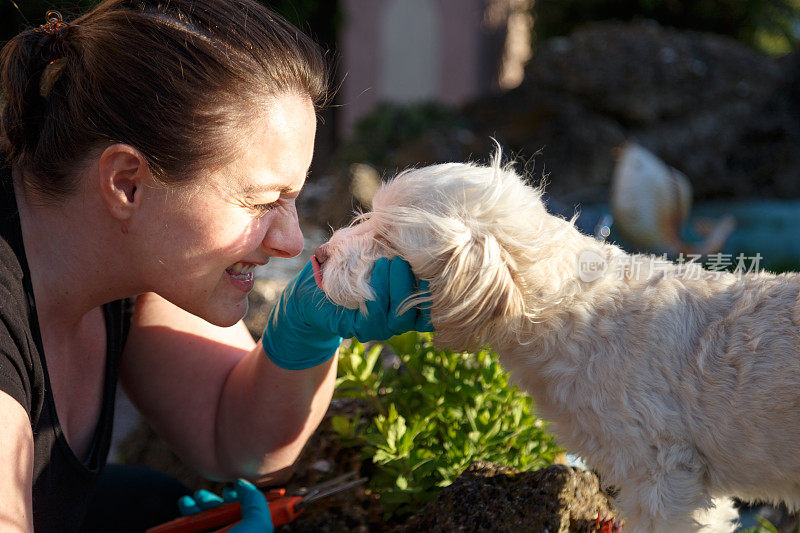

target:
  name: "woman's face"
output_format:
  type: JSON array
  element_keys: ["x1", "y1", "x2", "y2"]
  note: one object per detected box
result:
[{"x1": 142, "y1": 92, "x2": 316, "y2": 327}]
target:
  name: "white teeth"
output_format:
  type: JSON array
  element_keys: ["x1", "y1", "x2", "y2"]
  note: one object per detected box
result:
[
  {"x1": 228, "y1": 271, "x2": 254, "y2": 281},
  {"x1": 228, "y1": 263, "x2": 256, "y2": 274}
]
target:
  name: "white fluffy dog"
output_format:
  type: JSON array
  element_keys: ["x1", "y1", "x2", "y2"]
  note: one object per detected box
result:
[{"x1": 314, "y1": 152, "x2": 800, "y2": 532}]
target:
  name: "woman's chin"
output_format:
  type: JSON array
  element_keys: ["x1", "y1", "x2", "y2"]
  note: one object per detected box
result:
[{"x1": 195, "y1": 295, "x2": 250, "y2": 328}]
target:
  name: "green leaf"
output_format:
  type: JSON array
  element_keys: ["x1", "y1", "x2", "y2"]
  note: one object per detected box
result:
[
  {"x1": 359, "y1": 344, "x2": 384, "y2": 381},
  {"x1": 754, "y1": 516, "x2": 779, "y2": 533},
  {"x1": 331, "y1": 330, "x2": 562, "y2": 520},
  {"x1": 330, "y1": 415, "x2": 352, "y2": 437},
  {"x1": 395, "y1": 475, "x2": 409, "y2": 490},
  {"x1": 373, "y1": 449, "x2": 394, "y2": 464},
  {"x1": 384, "y1": 410, "x2": 407, "y2": 454}
]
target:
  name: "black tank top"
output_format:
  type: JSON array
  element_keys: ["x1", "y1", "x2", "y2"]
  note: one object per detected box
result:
[{"x1": 0, "y1": 160, "x2": 132, "y2": 532}]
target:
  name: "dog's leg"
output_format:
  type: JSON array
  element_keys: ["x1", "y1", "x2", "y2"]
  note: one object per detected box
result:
[{"x1": 614, "y1": 468, "x2": 712, "y2": 533}]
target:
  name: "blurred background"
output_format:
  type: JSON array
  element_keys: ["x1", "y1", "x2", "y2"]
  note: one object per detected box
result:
[
  {"x1": 4, "y1": 1, "x2": 800, "y2": 530},
  {"x1": 5, "y1": 0, "x2": 800, "y2": 268}
]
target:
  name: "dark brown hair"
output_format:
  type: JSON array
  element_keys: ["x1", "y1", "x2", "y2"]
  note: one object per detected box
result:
[{"x1": 0, "y1": 0, "x2": 328, "y2": 200}]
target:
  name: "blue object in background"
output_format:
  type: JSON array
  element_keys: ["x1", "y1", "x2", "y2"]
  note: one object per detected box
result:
[
  {"x1": 547, "y1": 196, "x2": 800, "y2": 272},
  {"x1": 690, "y1": 200, "x2": 800, "y2": 271}
]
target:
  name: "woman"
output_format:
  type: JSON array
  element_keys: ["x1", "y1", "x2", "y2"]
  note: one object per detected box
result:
[{"x1": 0, "y1": 2, "x2": 430, "y2": 531}]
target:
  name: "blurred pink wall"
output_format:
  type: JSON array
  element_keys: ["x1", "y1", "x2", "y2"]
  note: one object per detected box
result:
[{"x1": 339, "y1": 0, "x2": 494, "y2": 137}]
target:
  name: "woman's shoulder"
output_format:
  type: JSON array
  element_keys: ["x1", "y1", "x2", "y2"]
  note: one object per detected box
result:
[
  {"x1": 0, "y1": 163, "x2": 27, "y2": 303},
  {"x1": 0, "y1": 221, "x2": 31, "y2": 339},
  {"x1": 0, "y1": 187, "x2": 31, "y2": 336},
  {"x1": 0, "y1": 238, "x2": 25, "y2": 297},
  {"x1": 0, "y1": 179, "x2": 39, "y2": 421},
  {"x1": 0, "y1": 243, "x2": 38, "y2": 421}
]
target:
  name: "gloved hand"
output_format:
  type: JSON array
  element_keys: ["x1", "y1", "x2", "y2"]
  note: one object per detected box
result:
[
  {"x1": 178, "y1": 478, "x2": 273, "y2": 533},
  {"x1": 262, "y1": 257, "x2": 433, "y2": 370}
]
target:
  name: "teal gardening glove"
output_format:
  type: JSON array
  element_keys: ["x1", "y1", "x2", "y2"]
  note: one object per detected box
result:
[
  {"x1": 178, "y1": 478, "x2": 273, "y2": 532},
  {"x1": 262, "y1": 257, "x2": 433, "y2": 370}
]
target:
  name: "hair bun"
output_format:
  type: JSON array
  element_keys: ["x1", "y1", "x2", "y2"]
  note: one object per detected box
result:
[{"x1": 35, "y1": 11, "x2": 69, "y2": 36}]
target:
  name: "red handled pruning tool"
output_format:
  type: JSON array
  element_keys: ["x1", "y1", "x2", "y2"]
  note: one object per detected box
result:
[{"x1": 146, "y1": 472, "x2": 366, "y2": 533}]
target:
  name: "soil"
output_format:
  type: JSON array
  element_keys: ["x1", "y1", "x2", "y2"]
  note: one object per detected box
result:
[
  {"x1": 118, "y1": 396, "x2": 623, "y2": 532},
  {"x1": 118, "y1": 397, "x2": 395, "y2": 532}
]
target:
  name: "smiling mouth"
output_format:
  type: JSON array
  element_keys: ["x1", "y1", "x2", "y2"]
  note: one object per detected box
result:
[
  {"x1": 226, "y1": 262, "x2": 259, "y2": 281},
  {"x1": 226, "y1": 269, "x2": 254, "y2": 282}
]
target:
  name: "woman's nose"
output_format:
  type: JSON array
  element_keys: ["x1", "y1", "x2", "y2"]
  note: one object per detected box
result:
[{"x1": 262, "y1": 213, "x2": 304, "y2": 258}]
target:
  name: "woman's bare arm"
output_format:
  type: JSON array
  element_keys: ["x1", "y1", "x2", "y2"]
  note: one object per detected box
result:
[
  {"x1": 0, "y1": 390, "x2": 33, "y2": 532},
  {"x1": 120, "y1": 292, "x2": 336, "y2": 481}
]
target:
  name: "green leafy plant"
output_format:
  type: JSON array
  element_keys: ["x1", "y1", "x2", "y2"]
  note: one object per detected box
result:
[
  {"x1": 334, "y1": 103, "x2": 467, "y2": 171},
  {"x1": 332, "y1": 332, "x2": 561, "y2": 518}
]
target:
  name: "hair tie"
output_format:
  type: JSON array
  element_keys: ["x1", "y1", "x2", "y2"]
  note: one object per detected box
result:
[{"x1": 35, "y1": 11, "x2": 68, "y2": 35}]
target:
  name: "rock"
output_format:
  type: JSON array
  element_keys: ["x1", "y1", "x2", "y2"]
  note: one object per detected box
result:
[
  {"x1": 525, "y1": 21, "x2": 782, "y2": 125},
  {"x1": 462, "y1": 21, "x2": 800, "y2": 201},
  {"x1": 397, "y1": 462, "x2": 617, "y2": 533},
  {"x1": 464, "y1": 84, "x2": 626, "y2": 201}
]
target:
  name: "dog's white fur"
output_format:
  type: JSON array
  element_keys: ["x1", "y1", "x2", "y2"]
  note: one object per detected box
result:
[{"x1": 318, "y1": 152, "x2": 800, "y2": 532}]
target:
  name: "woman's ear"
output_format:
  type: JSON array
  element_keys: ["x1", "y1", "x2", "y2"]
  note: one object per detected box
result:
[{"x1": 97, "y1": 144, "x2": 150, "y2": 221}]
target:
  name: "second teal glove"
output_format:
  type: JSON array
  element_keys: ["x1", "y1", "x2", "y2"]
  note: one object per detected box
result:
[
  {"x1": 178, "y1": 479, "x2": 273, "y2": 532},
  {"x1": 262, "y1": 257, "x2": 433, "y2": 370}
]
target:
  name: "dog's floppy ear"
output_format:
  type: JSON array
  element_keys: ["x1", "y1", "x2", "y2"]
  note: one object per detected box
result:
[{"x1": 427, "y1": 229, "x2": 526, "y2": 349}]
